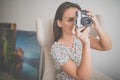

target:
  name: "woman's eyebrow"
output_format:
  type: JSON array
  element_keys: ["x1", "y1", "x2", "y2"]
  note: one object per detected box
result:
[
  {"x1": 68, "y1": 17, "x2": 74, "y2": 20},
  {"x1": 68, "y1": 17, "x2": 74, "y2": 19},
  {"x1": 63, "y1": 17, "x2": 74, "y2": 20}
]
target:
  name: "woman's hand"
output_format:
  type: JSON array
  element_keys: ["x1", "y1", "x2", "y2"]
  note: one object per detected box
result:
[
  {"x1": 86, "y1": 9, "x2": 101, "y2": 28},
  {"x1": 72, "y1": 26, "x2": 91, "y2": 46},
  {"x1": 86, "y1": 9, "x2": 112, "y2": 50}
]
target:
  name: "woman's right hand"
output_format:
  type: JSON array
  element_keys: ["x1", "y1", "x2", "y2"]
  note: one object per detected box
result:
[{"x1": 72, "y1": 26, "x2": 91, "y2": 46}]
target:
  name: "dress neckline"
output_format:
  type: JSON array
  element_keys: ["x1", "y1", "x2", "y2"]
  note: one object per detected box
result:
[{"x1": 55, "y1": 36, "x2": 76, "y2": 49}]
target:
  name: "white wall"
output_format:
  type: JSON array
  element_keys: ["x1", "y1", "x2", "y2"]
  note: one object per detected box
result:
[{"x1": 0, "y1": 0, "x2": 120, "y2": 80}]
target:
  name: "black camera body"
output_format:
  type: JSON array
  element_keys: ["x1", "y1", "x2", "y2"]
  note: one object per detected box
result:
[{"x1": 75, "y1": 10, "x2": 93, "y2": 28}]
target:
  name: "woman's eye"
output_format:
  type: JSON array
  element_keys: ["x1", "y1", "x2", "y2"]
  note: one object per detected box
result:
[{"x1": 68, "y1": 19, "x2": 74, "y2": 22}]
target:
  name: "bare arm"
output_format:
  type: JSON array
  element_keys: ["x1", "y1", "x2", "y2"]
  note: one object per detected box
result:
[
  {"x1": 89, "y1": 26, "x2": 112, "y2": 51},
  {"x1": 61, "y1": 27, "x2": 92, "y2": 80},
  {"x1": 87, "y1": 9, "x2": 112, "y2": 51},
  {"x1": 61, "y1": 45, "x2": 91, "y2": 80}
]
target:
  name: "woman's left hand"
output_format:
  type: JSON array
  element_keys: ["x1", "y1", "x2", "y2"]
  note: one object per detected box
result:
[
  {"x1": 86, "y1": 9, "x2": 101, "y2": 28},
  {"x1": 72, "y1": 26, "x2": 91, "y2": 46}
]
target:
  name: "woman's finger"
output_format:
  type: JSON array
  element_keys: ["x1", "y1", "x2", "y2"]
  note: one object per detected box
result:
[
  {"x1": 82, "y1": 27, "x2": 90, "y2": 35},
  {"x1": 79, "y1": 26, "x2": 86, "y2": 31},
  {"x1": 72, "y1": 25, "x2": 76, "y2": 35}
]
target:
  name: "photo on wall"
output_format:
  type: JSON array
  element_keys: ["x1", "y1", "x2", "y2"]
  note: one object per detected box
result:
[
  {"x1": 0, "y1": 23, "x2": 16, "y2": 80},
  {"x1": 14, "y1": 30, "x2": 41, "y2": 80},
  {"x1": 0, "y1": 27, "x2": 41, "y2": 80},
  {"x1": 0, "y1": 23, "x2": 16, "y2": 73}
]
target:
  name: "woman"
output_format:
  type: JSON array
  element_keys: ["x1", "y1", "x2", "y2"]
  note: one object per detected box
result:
[{"x1": 51, "y1": 2, "x2": 112, "y2": 80}]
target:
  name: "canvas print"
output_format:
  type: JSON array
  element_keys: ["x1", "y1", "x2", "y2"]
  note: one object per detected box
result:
[
  {"x1": 0, "y1": 30, "x2": 41, "y2": 80},
  {"x1": 0, "y1": 29, "x2": 15, "y2": 72},
  {"x1": 0, "y1": 23, "x2": 16, "y2": 80}
]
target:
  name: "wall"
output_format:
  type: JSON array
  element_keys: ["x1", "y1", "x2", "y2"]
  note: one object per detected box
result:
[{"x1": 0, "y1": 0, "x2": 120, "y2": 80}]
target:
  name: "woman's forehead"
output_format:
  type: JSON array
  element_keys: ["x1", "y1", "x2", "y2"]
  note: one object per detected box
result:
[{"x1": 63, "y1": 7, "x2": 79, "y2": 18}]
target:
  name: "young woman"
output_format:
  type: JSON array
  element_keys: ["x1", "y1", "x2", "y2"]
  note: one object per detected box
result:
[{"x1": 51, "y1": 2, "x2": 112, "y2": 80}]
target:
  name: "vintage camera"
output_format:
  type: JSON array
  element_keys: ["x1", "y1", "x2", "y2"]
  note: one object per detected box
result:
[{"x1": 75, "y1": 10, "x2": 93, "y2": 28}]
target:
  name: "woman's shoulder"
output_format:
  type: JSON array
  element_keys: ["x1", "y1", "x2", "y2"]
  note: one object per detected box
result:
[
  {"x1": 51, "y1": 42, "x2": 66, "y2": 51},
  {"x1": 51, "y1": 42, "x2": 60, "y2": 50},
  {"x1": 51, "y1": 42, "x2": 60, "y2": 53},
  {"x1": 50, "y1": 41, "x2": 69, "y2": 55}
]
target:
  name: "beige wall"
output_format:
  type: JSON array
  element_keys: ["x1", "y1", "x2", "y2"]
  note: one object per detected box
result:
[{"x1": 0, "y1": 0, "x2": 120, "y2": 80}]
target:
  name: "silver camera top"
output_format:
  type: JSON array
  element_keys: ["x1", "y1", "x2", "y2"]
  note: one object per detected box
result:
[
  {"x1": 75, "y1": 10, "x2": 81, "y2": 28},
  {"x1": 75, "y1": 10, "x2": 93, "y2": 28}
]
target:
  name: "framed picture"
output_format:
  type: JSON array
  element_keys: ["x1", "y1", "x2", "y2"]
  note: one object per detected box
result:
[
  {"x1": 0, "y1": 24, "x2": 41, "y2": 80},
  {"x1": 0, "y1": 23, "x2": 16, "y2": 80},
  {"x1": 14, "y1": 30, "x2": 41, "y2": 80}
]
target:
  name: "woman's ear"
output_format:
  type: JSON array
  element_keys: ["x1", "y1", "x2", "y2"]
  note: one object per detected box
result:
[{"x1": 57, "y1": 20, "x2": 62, "y2": 27}]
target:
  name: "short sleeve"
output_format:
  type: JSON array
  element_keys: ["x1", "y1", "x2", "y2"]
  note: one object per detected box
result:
[{"x1": 51, "y1": 45, "x2": 70, "y2": 66}]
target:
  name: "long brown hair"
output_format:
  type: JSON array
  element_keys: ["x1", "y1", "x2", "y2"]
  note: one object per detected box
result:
[{"x1": 53, "y1": 2, "x2": 81, "y2": 42}]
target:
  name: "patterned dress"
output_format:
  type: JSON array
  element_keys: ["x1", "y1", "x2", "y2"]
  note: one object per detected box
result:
[{"x1": 51, "y1": 36, "x2": 93, "y2": 80}]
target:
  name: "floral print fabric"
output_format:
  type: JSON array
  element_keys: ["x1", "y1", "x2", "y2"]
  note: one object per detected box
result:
[{"x1": 51, "y1": 36, "x2": 93, "y2": 80}]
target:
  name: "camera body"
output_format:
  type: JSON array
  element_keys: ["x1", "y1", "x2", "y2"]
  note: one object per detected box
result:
[{"x1": 75, "y1": 10, "x2": 93, "y2": 28}]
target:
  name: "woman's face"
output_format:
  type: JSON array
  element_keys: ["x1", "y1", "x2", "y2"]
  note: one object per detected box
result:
[{"x1": 58, "y1": 7, "x2": 79, "y2": 34}]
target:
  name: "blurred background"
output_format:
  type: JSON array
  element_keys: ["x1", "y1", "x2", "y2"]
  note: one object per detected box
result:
[{"x1": 0, "y1": 0, "x2": 120, "y2": 80}]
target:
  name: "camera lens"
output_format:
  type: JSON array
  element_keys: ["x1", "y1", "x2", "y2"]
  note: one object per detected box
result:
[{"x1": 81, "y1": 17, "x2": 93, "y2": 27}]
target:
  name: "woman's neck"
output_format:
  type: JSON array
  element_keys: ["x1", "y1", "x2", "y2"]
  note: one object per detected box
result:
[{"x1": 59, "y1": 34, "x2": 74, "y2": 47}]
